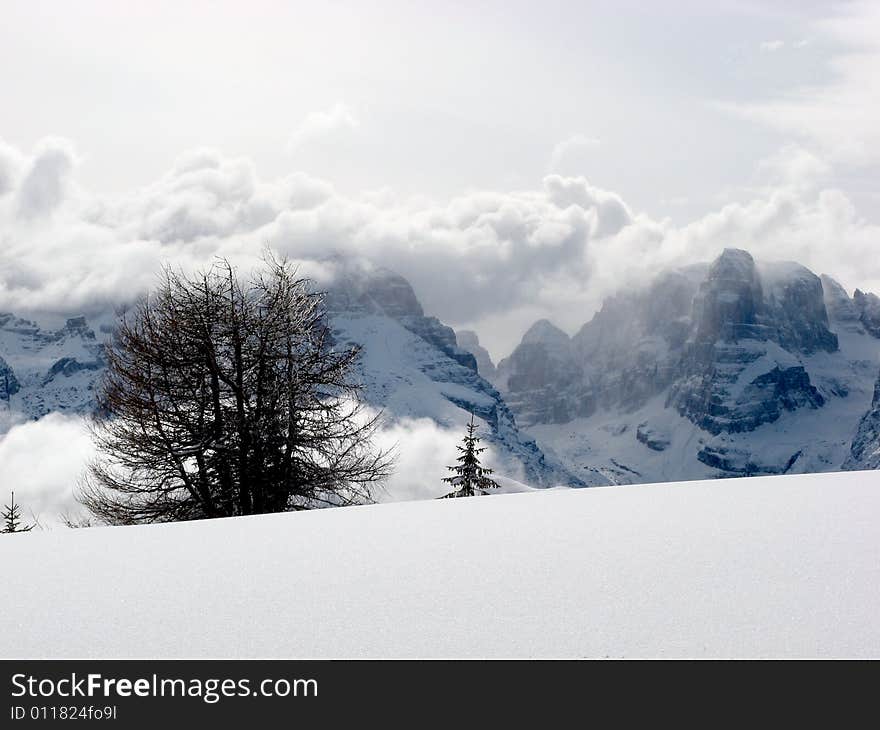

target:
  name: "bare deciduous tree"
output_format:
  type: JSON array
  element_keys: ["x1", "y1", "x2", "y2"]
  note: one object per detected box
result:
[{"x1": 80, "y1": 255, "x2": 393, "y2": 524}]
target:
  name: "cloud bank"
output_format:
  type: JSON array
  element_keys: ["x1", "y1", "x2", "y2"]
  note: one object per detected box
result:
[
  {"x1": 0, "y1": 135, "x2": 878, "y2": 360},
  {"x1": 0, "y1": 413, "x2": 95, "y2": 528}
]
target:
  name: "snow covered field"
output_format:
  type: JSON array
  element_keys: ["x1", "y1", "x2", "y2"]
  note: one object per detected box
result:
[{"x1": 3, "y1": 470, "x2": 879, "y2": 658}]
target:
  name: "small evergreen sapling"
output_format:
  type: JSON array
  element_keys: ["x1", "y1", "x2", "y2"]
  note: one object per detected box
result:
[
  {"x1": 2, "y1": 492, "x2": 34, "y2": 534},
  {"x1": 440, "y1": 414, "x2": 500, "y2": 498}
]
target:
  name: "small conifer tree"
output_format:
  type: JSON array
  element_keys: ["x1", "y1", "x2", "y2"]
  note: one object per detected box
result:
[
  {"x1": 440, "y1": 414, "x2": 500, "y2": 498},
  {"x1": 1, "y1": 492, "x2": 34, "y2": 534}
]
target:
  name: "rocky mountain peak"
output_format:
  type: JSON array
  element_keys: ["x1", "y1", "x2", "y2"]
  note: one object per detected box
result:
[
  {"x1": 821, "y1": 274, "x2": 860, "y2": 328},
  {"x1": 521, "y1": 319, "x2": 570, "y2": 347},
  {"x1": 496, "y1": 320, "x2": 586, "y2": 426},
  {"x1": 326, "y1": 263, "x2": 424, "y2": 319},
  {"x1": 325, "y1": 263, "x2": 476, "y2": 372},
  {"x1": 497, "y1": 248, "x2": 868, "y2": 472},
  {"x1": 693, "y1": 248, "x2": 763, "y2": 344},
  {"x1": 759, "y1": 261, "x2": 837, "y2": 354},
  {"x1": 455, "y1": 330, "x2": 497, "y2": 380},
  {"x1": 853, "y1": 289, "x2": 880, "y2": 337}
]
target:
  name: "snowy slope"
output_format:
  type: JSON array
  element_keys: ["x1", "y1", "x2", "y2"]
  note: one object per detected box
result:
[
  {"x1": 2, "y1": 470, "x2": 879, "y2": 658},
  {"x1": 332, "y1": 313, "x2": 589, "y2": 487},
  {"x1": 324, "y1": 261, "x2": 592, "y2": 487},
  {"x1": 531, "y1": 325, "x2": 880, "y2": 484}
]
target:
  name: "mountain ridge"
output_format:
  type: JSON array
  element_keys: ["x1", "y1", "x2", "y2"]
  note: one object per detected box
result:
[
  {"x1": 3, "y1": 249, "x2": 880, "y2": 487},
  {"x1": 497, "y1": 248, "x2": 880, "y2": 482},
  {"x1": 0, "y1": 265, "x2": 589, "y2": 490}
]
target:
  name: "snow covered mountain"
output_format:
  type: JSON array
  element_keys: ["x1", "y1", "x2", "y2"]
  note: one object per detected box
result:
[
  {"x1": 324, "y1": 263, "x2": 592, "y2": 487},
  {"x1": 0, "y1": 266, "x2": 587, "y2": 489},
  {"x1": 498, "y1": 248, "x2": 880, "y2": 483},
  {"x1": 0, "y1": 312, "x2": 108, "y2": 427},
  {"x1": 4, "y1": 248, "x2": 879, "y2": 488},
  {"x1": 454, "y1": 330, "x2": 497, "y2": 380}
]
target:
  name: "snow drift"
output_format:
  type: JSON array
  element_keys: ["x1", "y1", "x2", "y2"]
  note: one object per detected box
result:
[{"x1": 2, "y1": 470, "x2": 879, "y2": 658}]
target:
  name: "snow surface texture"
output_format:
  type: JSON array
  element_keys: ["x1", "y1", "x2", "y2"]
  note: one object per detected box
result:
[{"x1": 2, "y1": 470, "x2": 879, "y2": 658}]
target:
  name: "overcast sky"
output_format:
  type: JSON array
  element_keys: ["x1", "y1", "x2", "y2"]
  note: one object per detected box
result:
[{"x1": 1, "y1": 0, "x2": 879, "y2": 358}]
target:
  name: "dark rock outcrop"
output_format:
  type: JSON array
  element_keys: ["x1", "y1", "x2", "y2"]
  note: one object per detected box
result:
[
  {"x1": 636, "y1": 423, "x2": 669, "y2": 451},
  {"x1": 854, "y1": 289, "x2": 880, "y2": 337},
  {"x1": 497, "y1": 320, "x2": 590, "y2": 425},
  {"x1": 844, "y1": 370, "x2": 880, "y2": 470},
  {"x1": 696, "y1": 443, "x2": 802, "y2": 476},
  {"x1": 821, "y1": 275, "x2": 863, "y2": 333},
  {"x1": 398, "y1": 315, "x2": 477, "y2": 372},
  {"x1": 327, "y1": 264, "x2": 477, "y2": 371},
  {"x1": 0, "y1": 356, "x2": 20, "y2": 402},
  {"x1": 42, "y1": 356, "x2": 105, "y2": 385},
  {"x1": 693, "y1": 248, "x2": 765, "y2": 344}
]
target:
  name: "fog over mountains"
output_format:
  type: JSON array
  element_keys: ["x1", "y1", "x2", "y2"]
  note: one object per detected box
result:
[{"x1": 2, "y1": 248, "x2": 880, "y2": 488}]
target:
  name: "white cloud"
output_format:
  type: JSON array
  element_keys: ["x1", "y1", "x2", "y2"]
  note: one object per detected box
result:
[
  {"x1": 287, "y1": 102, "x2": 360, "y2": 154},
  {"x1": 372, "y1": 417, "x2": 464, "y2": 502},
  {"x1": 755, "y1": 144, "x2": 831, "y2": 190},
  {"x1": 760, "y1": 40, "x2": 785, "y2": 52},
  {"x1": 0, "y1": 135, "x2": 879, "y2": 359},
  {"x1": 0, "y1": 139, "x2": 25, "y2": 197},
  {"x1": 0, "y1": 413, "x2": 94, "y2": 528},
  {"x1": 15, "y1": 137, "x2": 77, "y2": 219}
]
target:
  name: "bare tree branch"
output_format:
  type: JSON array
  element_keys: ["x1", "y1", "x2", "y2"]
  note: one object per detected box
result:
[{"x1": 80, "y1": 254, "x2": 395, "y2": 524}]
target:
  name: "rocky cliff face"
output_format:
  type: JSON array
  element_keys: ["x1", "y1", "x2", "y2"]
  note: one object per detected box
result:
[
  {"x1": 0, "y1": 355, "x2": 20, "y2": 404},
  {"x1": 844, "y1": 371, "x2": 880, "y2": 470},
  {"x1": 502, "y1": 249, "x2": 837, "y2": 434},
  {"x1": 326, "y1": 265, "x2": 478, "y2": 372},
  {"x1": 853, "y1": 289, "x2": 880, "y2": 337},
  {"x1": 455, "y1": 330, "x2": 497, "y2": 380},
  {"x1": 499, "y1": 248, "x2": 880, "y2": 481},
  {"x1": 326, "y1": 264, "x2": 589, "y2": 487},
  {"x1": 496, "y1": 320, "x2": 590, "y2": 426},
  {"x1": 667, "y1": 251, "x2": 831, "y2": 435},
  {"x1": 822, "y1": 274, "x2": 863, "y2": 333}
]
